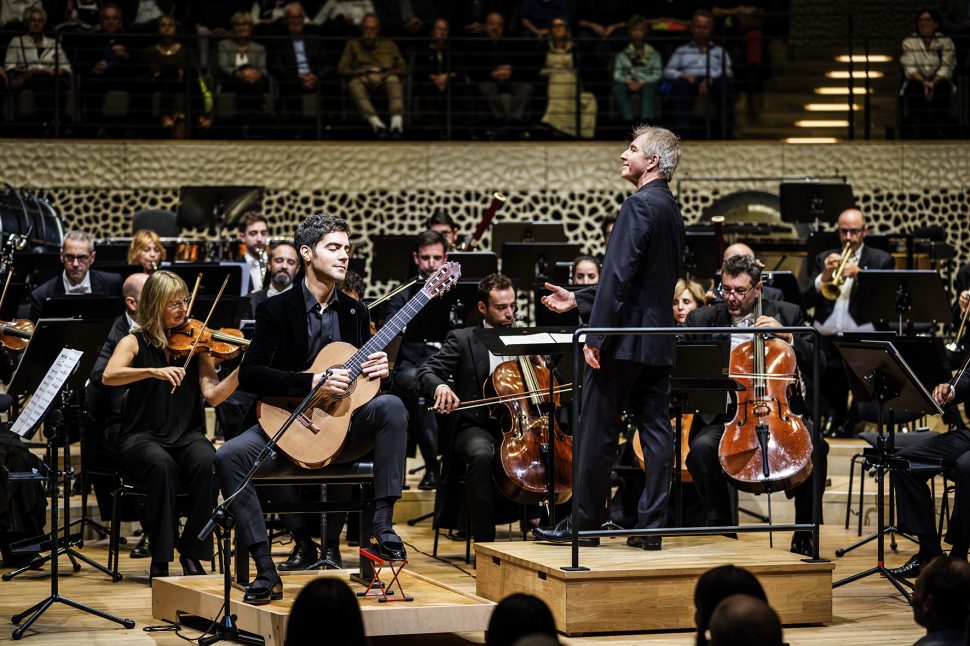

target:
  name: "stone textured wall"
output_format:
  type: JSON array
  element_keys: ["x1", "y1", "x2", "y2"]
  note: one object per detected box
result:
[{"x1": 3, "y1": 139, "x2": 968, "y2": 295}]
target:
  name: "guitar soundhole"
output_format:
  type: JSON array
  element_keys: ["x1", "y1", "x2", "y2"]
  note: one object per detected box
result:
[{"x1": 328, "y1": 364, "x2": 356, "y2": 399}]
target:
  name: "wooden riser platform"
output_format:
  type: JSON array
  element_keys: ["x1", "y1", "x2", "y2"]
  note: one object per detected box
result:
[
  {"x1": 475, "y1": 536, "x2": 834, "y2": 637},
  {"x1": 152, "y1": 569, "x2": 494, "y2": 645}
]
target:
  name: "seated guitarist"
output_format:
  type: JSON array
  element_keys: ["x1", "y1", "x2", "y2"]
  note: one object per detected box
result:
[{"x1": 214, "y1": 214, "x2": 408, "y2": 605}]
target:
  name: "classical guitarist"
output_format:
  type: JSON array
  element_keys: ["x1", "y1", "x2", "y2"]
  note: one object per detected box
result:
[{"x1": 214, "y1": 214, "x2": 408, "y2": 605}]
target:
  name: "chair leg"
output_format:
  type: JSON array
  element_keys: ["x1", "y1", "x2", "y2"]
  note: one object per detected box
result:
[
  {"x1": 858, "y1": 461, "x2": 866, "y2": 536},
  {"x1": 845, "y1": 454, "x2": 857, "y2": 530}
]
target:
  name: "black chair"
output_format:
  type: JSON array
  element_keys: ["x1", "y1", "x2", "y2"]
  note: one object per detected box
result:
[{"x1": 131, "y1": 208, "x2": 179, "y2": 236}]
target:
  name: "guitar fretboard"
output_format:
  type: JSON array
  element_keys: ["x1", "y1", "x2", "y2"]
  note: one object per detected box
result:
[{"x1": 343, "y1": 289, "x2": 431, "y2": 379}]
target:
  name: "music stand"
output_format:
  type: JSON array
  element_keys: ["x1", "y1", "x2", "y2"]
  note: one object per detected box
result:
[
  {"x1": 12, "y1": 250, "x2": 61, "y2": 290},
  {"x1": 778, "y1": 182, "x2": 854, "y2": 228},
  {"x1": 683, "y1": 232, "x2": 719, "y2": 282},
  {"x1": 475, "y1": 325, "x2": 577, "y2": 525},
  {"x1": 831, "y1": 340, "x2": 943, "y2": 600},
  {"x1": 444, "y1": 251, "x2": 497, "y2": 280},
  {"x1": 370, "y1": 235, "x2": 418, "y2": 283},
  {"x1": 490, "y1": 222, "x2": 567, "y2": 257},
  {"x1": 191, "y1": 295, "x2": 243, "y2": 329},
  {"x1": 855, "y1": 270, "x2": 953, "y2": 334},
  {"x1": 165, "y1": 263, "x2": 244, "y2": 299},
  {"x1": 39, "y1": 295, "x2": 125, "y2": 321},
  {"x1": 501, "y1": 242, "x2": 582, "y2": 287}
]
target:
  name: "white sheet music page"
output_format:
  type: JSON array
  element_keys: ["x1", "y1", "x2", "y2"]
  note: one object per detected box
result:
[{"x1": 11, "y1": 348, "x2": 83, "y2": 438}]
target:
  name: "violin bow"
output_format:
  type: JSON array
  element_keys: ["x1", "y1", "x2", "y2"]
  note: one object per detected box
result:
[
  {"x1": 171, "y1": 275, "x2": 229, "y2": 394},
  {"x1": 185, "y1": 272, "x2": 203, "y2": 319},
  {"x1": 0, "y1": 270, "x2": 12, "y2": 316}
]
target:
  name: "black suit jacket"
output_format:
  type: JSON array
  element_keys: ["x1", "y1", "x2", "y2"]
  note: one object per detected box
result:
[
  {"x1": 579, "y1": 178, "x2": 685, "y2": 366},
  {"x1": 271, "y1": 35, "x2": 329, "y2": 85},
  {"x1": 244, "y1": 288, "x2": 270, "y2": 320},
  {"x1": 29, "y1": 269, "x2": 123, "y2": 322},
  {"x1": 416, "y1": 326, "x2": 494, "y2": 431},
  {"x1": 239, "y1": 283, "x2": 370, "y2": 399},
  {"x1": 801, "y1": 244, "x2": 895, "y2": 325}
]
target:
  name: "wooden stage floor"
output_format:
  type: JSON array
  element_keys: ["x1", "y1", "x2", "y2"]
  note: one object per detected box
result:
[{"x1": 0, "y1": 520, "x2": 925, "y2": 645}]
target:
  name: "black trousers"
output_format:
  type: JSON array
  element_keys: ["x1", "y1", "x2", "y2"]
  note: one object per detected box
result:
[
  {"x1": 686, "y1": 422, "x2": 829, "y2": 526},
  {"x1": 574, "y1": 359, "x2": 672, "y2": 531},
  {"x1": 213, "y1": 395, "x2": 407, "y2": 549},
  {"x1": 453, "y1": 425, "x2": 498, "y2": 542},
  {"x1": 391, "y1": 345, "x2": 439, "y2": 469},
  {"x1": 119, "y1": 434, "x2": 216, "y2": 562},
  {"x1": 819, "y1": 335, "x2": 852, "y2": 425},
  {"x1": 894, "y1": 427, "x2": 970, "y2": 549}
]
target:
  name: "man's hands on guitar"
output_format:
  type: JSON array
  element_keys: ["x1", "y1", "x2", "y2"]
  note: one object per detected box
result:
[
  {"x1": 433, "y1": 384, "x2": 460, "y2": 413},
  {"x1": 541, "y1": 282, "x2": 577, "y2": 313},
  {"x1": 314, "y1": 368, "x2": 352, "y2": 395},
  {"x1": 361, "y1": 352, "x2": 390, "y2": 380}
]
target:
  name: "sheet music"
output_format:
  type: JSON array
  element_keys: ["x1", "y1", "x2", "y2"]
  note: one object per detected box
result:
[{"x1": 11, "y1": 348, "x2": 83, "y2": 438}]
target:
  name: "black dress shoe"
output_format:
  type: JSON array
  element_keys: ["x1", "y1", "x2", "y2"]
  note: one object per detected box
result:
[
  {"x1": 627, "y1": 535, "x2": 662, "y2": 551},
  {"x1": 149, "y1": 561, "x2": 169, "y2": 580},
  {"x1": 790, "y1": 533, "x2": 815, "y2": 557},
  {"x1": 179, "y1": 556, "x2": 206, "y2": 576},
  {"x1": 370, "y1": 530, "x2": 407, "y2": 561},
  {"x1": 417, "y1": 469, "x2": 437, "y2": 491},
  {"x1": 130, "y1": 534, "x2": 151, "y2": 559},
  {"x1": 531, "y1": 518, "x2": 599, "y2": 546},
  {"x1": 890, "y1": 553, "x2": 939, "y2": 579},
  {"x1": 243, "y1": 575, "x2": 283, "y2": 605},
  {"x1": 278, "y1": 540, "x2": 318, "y2": 571},
  {"x1": 322, "y1": 546, "x2": 342, "y2": 568}
]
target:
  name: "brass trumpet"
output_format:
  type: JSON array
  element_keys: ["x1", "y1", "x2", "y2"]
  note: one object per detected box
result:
[{"x1": 820, "y1": 242, "x2": 854, "y2": 301}]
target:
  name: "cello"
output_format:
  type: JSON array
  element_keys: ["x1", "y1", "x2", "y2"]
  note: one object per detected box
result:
[
  {"x1": 717, "y1": 287, "x2": 813, "y2": 494},
  {"x1": 489, "y1": 354, "x2": 572, "y2": 505}
]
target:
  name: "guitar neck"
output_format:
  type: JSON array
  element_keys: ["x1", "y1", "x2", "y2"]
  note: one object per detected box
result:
[{"x1": 344, "y1": 289, "x2": 431, "y2": 380}]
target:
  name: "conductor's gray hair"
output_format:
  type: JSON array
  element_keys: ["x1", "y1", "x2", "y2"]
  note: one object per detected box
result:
[{"x1": 631, "y1": 125, "x2": 682, "y2": 180}]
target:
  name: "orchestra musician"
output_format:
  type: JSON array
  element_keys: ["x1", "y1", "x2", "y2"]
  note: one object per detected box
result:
[
  {"x1": 571, "y1": 255, "x2": 600, "y2": 285},
  {"x1": 238, "y1": 212, "x2": 271, "y2": 293},
  {"x1": 102, "y1": 270, "x2": 240, "y2": 580},
  {"x1": 535, "y1": 125, "x2": 685, "y2": 550},
  {"x1": 801, "y1": 208, "x2": 894, "y2": 438},
  {"x1": 386, "y1": 230, "x2": 450, "y2": 491},
  {"x1": 127, "y1": 229, "x2": 165, "y2": 273},
  {"x1": 673, "y1": 278, "x2": 706, "y2": 324},
  {"x1": 707, "y1": 243, "x2": 784, "y2": 303},
  {"x1": 418, "y1": 272, "x2": 519, "y2": 543},
  {"x1": 426, "y1": 210, "x2": 459, "y2": 251},
  {"x1": 244, "y1": 241, "x2": 299, "y2": 319},
  {"x1": 340, "y1": 270, "x2": 366, "y2": 301},
  {"x1": 598, "y1": 214, "x2": 616, "y2": 261},
  {"x1": 684, "y1": 254, "x2": 828, "y2": 557},
  {"x1": 28, "y1": 230, "x2": 123, "y2": 322},
  {"x1": 889, "y1": 370, "x2": 970, "y2": 578},
  {"x1": 214, "y1": 214, "x2": 407, "y2": 605}
]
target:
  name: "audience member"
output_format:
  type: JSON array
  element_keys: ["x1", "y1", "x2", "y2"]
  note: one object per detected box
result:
[
  {"x1": 573, "y1": 0, "x2": 635, "y2": 104},
  {"x1": 571, "y1": 255, "x2": 600, "y2": 285},
  {"x1": 372, "y1": 0, "x2": 437, "y2": 38},
  {"x1": 901, "y1": 8, "x2": 957, "y2": 139},
  {"x1": 538, "y1": 17, "x2": 596, "y2": 138},
  {"x1": 286, "y1": 578, "x2": 366, "y2": 646},
  {"x1": 911, "y1": 556, "x2": 970, "y2": 646},
  {"x1": 470, "y1": 11, "x2": 535, "y2": 137},
  {"x1": 4, "y1": 6, "x2": 72, "y2": 126},
  {"x1": 673, "y1": 277, "x2": 706, "y2": 324},
  {"x1": 29, "y1": 230, "x2": 124, "y2": 322},
  {"x1": 711, "y1": 2, "x2": 766, "y2": 117},
  {"x1": 708, "y1": 594, "x2": 783, "y2": 646},
  {"x1": 340, "y1": 268, "x2": 366, "y2": 300},
  {"x1": 141, "y1": 14, "x2": 207, "y2": 138},
  {"x1": 486, "y1": 593, "x2": 558, "y2": 646},
  {"x1": 128, "y1": 228, "x2": 166, "y2": 273},
  {"x1": 612, "y1": 15, "x2": 662, "y2": 126},
  {"x1": 312, "y1": 0, "x2": 374, "y2": 32},
  {"x1": 337, "y1": 12, "x2": 407, "y2": 138},
  {"x1": 73, "y1": 3, "x2": 136, "y2": 128},
  {"x1": 518, "y1": 0, "x2": 570, "y2": 39},
  {"x1": 218, "y1": 11, "x2": 271, "y2": 125},
  {"x1": 411, "y1": 17, "x2": 472, "y2": 139},
  {"x1": 272, "y1": 2, "x2": 329, "y2": 129},
  {"x1": 693, "y1": 564, "x2": 768, "y2": 646},
  {"x1": 119, "y1": 0, "x2": 178, "y2": 33},
  {"x1": 445, "y1": 0, "x2": 517, "y2": 36},
  {"x1": 249, "y1": 0, "x2": 290, "y2": 29},
  {"x1": 663, "y1": 10, "x2": 733, "y2": 138}
]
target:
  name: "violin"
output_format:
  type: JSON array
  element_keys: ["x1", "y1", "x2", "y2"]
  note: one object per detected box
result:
[
  {"x1": 717, "y1": 288, "x2": 813, "y2": 494},
  {"x1": 167, "y1": 319, "x2": 250, "y2": 360},
  {"x1": 0, "y1": 319, "x2": 33, "y2": 350},
  {"x1": 488, "y1": 354, "x2": 572, "y2": 505}
]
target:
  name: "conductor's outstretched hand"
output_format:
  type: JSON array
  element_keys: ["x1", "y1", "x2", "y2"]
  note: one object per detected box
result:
[{"x1": 541, "y1": 282, "x2": 577, "y2": 313}]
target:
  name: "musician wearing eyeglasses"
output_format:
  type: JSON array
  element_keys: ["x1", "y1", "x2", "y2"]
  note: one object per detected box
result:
[
  {"x1": 801, "y1": 208, "x2": 894, "y2": 438},
  {"x1": 213, "y1": 214, "x2": 408, "y2": 605},
  {"x1": 686, "y1": 254, "x2": 828, "y2": 558},
  {"x1": 889, "y1": 372, "x2": 970, "y2": 579},
  {"x1": 28, "y1": 230, "x2": 123, "y2": 322}
]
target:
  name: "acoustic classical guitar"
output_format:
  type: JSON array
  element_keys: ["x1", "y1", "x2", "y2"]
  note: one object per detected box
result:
[{"x1": 257, "y1": 262, "x2": 461, "y2": 468}]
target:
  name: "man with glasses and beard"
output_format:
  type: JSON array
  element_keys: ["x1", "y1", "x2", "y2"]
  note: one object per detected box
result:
[{"x1": 245, "y1": 241, "x2": 300, "y2": 319}]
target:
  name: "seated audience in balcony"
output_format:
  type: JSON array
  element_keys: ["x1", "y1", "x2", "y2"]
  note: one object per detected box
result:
[
  {"x1": 445, "y1": 0, "x2": 517, "y2": 36},
  {"x1": 573, "y1": 0, "x2": 635, "y2": 104},
  {"x1": 218, "y1": 11, "x2": 271, "y2": 123},
  {"x1": 4, "y1": 6, "x2": 72, "y2": 126},
  {"x1": 642, "y1": 0, "x2": 698, "y2": 60},
  {"x1": 538, "y1": 17, "x2": 596, "y2": 138},
  {"x1": 72, "y1": 4, "x2": 137, "y2": 130},
  {"x1": 337, "y1": 12, "x2": 407, "y2": 138},
  {"x1": 518, "y1": 0, "x2": 570, "y2": 39},
  {"x1": 942, "y1": 0, "x2": 970, "y2": 69},
  {"x1": 900, "y1": 8, "x2": 957, "y2": 139},
  {"x1": 468, "y1": 11, "x2": 536, "y2": 138},
  {"x1": 272, "y1": 2, "x2": 329, "y2": 128},
  {"x1": 711, "y1": 2, "x2": 766, "y2": 119},
  {"x1": 141, "y1": 14, "x2": 207, "y2": 138},
  {"x1": 372, "y1": 0, "x2": 438, "y2": 38},
  {"x1": 612, "y1": 14, "x2": 662, "y2": 127},
  {"x1": 663, "y1": 9, "x2": 733, "y2": 138},
  {"x1": 119, "y1": 0, "x2": 181, "y2": 34},
  {"x1": 412, "y1": 17, "x2": 471, "y2": 139},
  {"x1": 312, "y1": 0, "x2": 373, "y2": 58}
]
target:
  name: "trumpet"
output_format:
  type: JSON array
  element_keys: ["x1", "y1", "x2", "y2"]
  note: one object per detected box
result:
[{"x1": 820, "y1": 242, "x2": 854, "y2": 301}]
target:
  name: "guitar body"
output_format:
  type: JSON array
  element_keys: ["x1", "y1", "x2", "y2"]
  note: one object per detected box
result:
[{"x1": 257, "y1": 341, "x2": 382, "y2": 469}]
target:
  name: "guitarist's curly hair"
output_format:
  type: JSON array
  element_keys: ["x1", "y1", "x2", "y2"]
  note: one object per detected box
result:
[{"x1": 294, "y1": 214, "x2": 350, "y2": 252}]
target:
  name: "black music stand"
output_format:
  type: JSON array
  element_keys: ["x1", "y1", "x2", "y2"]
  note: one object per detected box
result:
[
  {"x1": 490, "y1": 222, "x2": 567, "y2": 256},
  {"x1": 831, "y1": 340, "x2": 943, "y2": 601},
  {"x1": 778, "y1": 182, "x2": 854, "y2": 228},
  {"x1": 683, "y1": 232, "x2": 719, "y2": 283},
  {"x1": 39, "y1": 295, "x2": 125, "y2": 320},
  {"x1": 855, "y1": 270, "x2": 953, "y2": 334},
  {"x1": 475, "y1": 326, "x2": 577, "y2": 526},
  {"x1": 370, "y1": 235, "x2": 417, "y2": 283},
  {"x1": 501, "y1": 242, "x2": 582, "y2": 287},
  {"x1": 444, "y1": 251, "x2": 497, "y2": 280},
  {"x1": 165, "y1": 263, "x2": 244, "y2": 299}
]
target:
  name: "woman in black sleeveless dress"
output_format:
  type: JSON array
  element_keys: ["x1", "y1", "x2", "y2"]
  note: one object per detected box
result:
[{"x1": 103, "y1": 270, "x2": 239, "y2": 579}]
